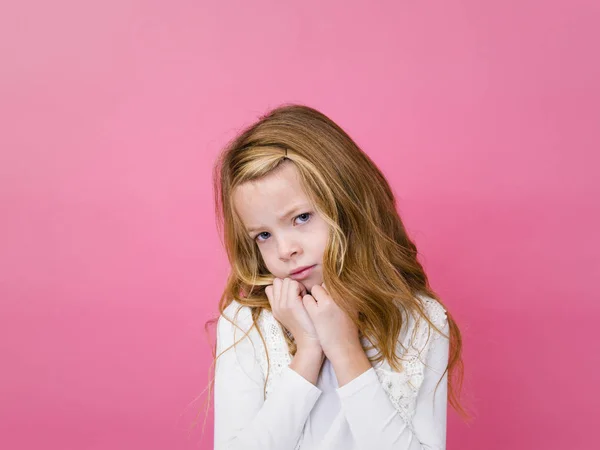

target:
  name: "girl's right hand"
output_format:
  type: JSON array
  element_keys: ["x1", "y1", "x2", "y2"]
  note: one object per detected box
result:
[{"x1": 265, "y1": 278, "x2": 322, "y2": 352}]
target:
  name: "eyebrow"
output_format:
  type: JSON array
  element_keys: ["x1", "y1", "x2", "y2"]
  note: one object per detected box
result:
[{"x1": 246, "y1": 204, "x2": 310, "y2": 234}]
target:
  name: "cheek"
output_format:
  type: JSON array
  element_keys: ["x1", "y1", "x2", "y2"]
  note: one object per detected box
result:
[
  {"x1": 312, "y1": 225, "x2": 330, "y2": 259},
  {"x1": 258, "y1": 247, "x2": 278, "y2": 271}
]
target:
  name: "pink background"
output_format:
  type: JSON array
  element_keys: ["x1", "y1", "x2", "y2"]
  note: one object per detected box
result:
[{"x1": 1, "y1": 1, "x2": 598, "y2": 449}]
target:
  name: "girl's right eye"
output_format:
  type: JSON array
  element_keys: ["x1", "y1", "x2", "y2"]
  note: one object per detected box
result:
[{"x1": 256, "y1": 232, "x2": 270, "y2": 243}]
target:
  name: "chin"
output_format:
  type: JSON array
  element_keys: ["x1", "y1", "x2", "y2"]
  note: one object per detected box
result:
[{"x1": 302, "y1": 279, "x2": 322, "y2": 295}]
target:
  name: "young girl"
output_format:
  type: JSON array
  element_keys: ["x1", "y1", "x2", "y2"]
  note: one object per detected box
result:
[{"x1": 210, "y1": 104, "x2": 465, "y2": 450}]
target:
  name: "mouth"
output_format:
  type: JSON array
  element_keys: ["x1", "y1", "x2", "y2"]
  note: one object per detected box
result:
[{"x1": 289, "y1": 264, "x2": 316, "y2": 280}]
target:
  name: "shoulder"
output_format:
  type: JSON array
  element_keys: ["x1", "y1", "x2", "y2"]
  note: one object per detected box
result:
[
  {"x1": 398, "y1": 293, "x2": 449, "y2": 353},
  {"x1": 371, "y1": 294, "x2": 450, "y2": 422},
  {"x1": 217, "y1": 300, "x2": 283, "y2": 345},
  {"x1": 221, "y1": 299, "x2": 253, "y2": 323},
  {"x1": 217, "y1": 300, "x2": 256, "y2": 341},
  {"x1": 216, "y1": 300, "x2": 291, "y2": 394},
  {"x1": 414, "y1": 293, "x2": 448, "y2": 333}
]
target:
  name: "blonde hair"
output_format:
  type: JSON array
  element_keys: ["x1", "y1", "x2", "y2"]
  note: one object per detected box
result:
[{"x1": 193, "y1": 104, "x2": 467, "y2": 436}]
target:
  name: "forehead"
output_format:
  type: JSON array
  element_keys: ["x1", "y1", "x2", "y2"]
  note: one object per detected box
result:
[{"x1": 232, "y1": 162, "x2": 311, "y2": 226}]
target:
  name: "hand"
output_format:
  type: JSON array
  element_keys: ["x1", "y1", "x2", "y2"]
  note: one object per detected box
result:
[
  {"x1": 303, "y1": 283, "x2": 362, "y2": 361},
  {"x1": 265, "y1": 278, "x2": 322, "y2": 352}
]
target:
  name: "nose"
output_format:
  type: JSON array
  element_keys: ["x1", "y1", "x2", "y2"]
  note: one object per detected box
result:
[{"x1": 277, "y1": 234, "x2": 302, "y2": 261}]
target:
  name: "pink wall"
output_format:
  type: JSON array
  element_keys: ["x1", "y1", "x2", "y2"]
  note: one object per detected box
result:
[{"x1": 1, "y1": 1, "x2": 598, "y2": 449}]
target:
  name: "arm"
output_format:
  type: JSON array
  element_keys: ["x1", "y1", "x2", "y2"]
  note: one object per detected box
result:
[
  {"x1": 334, "y1": 319, "x2": 450, "y2": 450},
  {"x1": 213, "y1": 305, "x2": 324, "y2": 450}
]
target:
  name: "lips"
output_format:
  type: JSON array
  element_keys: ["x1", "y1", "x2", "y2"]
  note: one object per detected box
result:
[
  {"x1": 288, "y1": 264, "x2": 317, "y2": 281},
  {"x1": 290, "y1": 264, "x2": 315, "y2": 275}
]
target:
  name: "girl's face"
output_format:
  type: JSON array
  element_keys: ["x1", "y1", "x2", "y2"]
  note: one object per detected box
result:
[{"x1": 233, "y1": 160, "x2": 329, "y2": 293}]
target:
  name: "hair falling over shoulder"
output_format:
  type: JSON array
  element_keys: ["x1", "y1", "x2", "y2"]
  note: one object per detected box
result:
[{"x1": 195, "y1": 104, "x2": 468, "y2": 434}]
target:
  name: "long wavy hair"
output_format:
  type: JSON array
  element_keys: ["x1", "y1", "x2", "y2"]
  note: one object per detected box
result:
[{"x1": 194, "y1": 104, "x2": 467, "y2": 435}]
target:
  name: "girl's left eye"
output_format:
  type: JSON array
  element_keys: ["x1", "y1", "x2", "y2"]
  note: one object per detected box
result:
[{"x1": 295, "y1": 212, "x2": 311, "y2": 224}]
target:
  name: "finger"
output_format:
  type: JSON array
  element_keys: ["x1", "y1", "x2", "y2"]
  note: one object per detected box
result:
[
  {"x1": 292, "y1": 280, "x2": 307, "y2": 300},
  {"x1": 265, "y1": 285, "x2": 273, "y2": 305},
  {"x1": 273, "y1": 278, "x2": 282, "y2": 306},
  {"x1": 282, "y1": 278, "x2": 290, "y2": 308},
  {"x1": 287, "y1": 279, "x2": 298, "y2": 309},
  {"x1": 302, "y1": 294, "x2": 318, "y2": 315},
  {"x1": 311, "y1": 284, "x2": 327, "y2": 302}
]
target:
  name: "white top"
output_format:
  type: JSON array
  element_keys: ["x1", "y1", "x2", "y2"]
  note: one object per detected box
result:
[{"x1": 213, "y1": 294, "x2": 449, "y2": 450}]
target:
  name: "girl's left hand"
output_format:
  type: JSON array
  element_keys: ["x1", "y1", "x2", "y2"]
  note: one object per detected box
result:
[{"x1": 302, "y1": 283, "x2": 361, "y2": 361}]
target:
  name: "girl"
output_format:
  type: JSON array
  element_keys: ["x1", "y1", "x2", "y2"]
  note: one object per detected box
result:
[{"x1": 210, "y1": 104, "x2": 465, "y2": 450}]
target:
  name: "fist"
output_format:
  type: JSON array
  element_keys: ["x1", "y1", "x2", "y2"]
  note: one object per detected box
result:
[
  {"x1": 302, "y1": 283, "x2": 360, "y2": 359},
  {"x1": 265, "y1": 278, "x2": 322, "y2": 351}
]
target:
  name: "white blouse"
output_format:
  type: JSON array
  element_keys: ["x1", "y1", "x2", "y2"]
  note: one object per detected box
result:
[{"x1": 213, "y1": 294, "x2": 449, "y2": 450}]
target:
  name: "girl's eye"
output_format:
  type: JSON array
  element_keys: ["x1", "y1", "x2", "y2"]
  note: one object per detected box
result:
[
  {"x1": 296, "y1": 212, "x2": 311, "y2": 224},
  {"x1": 254, "y1": 213, "x2": 311, "y2": 243},
  {"x1": 255, "y1": 232, "x2": 270, "y2": 243}
]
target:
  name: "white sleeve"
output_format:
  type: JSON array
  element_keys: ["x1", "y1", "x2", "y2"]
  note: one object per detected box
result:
[
  {"x1": 336, "y1": 319, "x2": 449, "y2": 450},
  {"x1": 213, "y1": 306, "x2": 323, "y2": 450}
]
